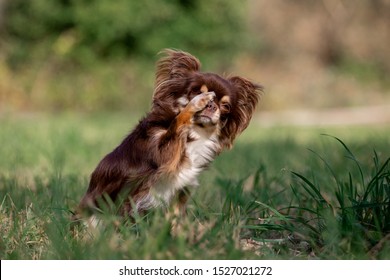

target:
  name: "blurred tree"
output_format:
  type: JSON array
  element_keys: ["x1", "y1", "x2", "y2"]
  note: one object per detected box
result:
[{"x1": 2, "y1": 0, "x2": 247, "y2": 67}]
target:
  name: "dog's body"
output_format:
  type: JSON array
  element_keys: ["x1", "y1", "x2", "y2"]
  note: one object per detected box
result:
[{"x1": 75, "y1": 50, "x2": 261, "y2": 220}]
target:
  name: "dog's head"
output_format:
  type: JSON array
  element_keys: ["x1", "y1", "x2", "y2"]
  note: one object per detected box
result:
[{"x1": 152, "y1": 49, "x2": 262, "y2": 149}]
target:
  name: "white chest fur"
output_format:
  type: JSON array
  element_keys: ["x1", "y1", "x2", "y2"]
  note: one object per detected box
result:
[
  {"x1": 178, "y1": 129, "x2": 219, "y2": 186},
  {"x1": 147, "y1": 128, "x2": 220, "y2": 209}
]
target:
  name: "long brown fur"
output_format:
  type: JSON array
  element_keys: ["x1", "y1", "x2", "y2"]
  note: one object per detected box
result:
[{"x1": 74, "y1": 49, "x2": 262, "y2": 221}]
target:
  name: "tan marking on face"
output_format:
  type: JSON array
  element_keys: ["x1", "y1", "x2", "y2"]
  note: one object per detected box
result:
[
  {"x1": 221, "y1": 95, "x2": 230, "y2": 103},
  {"x1": 200, "y1": 85, "x2": 208, "y2": 93}
]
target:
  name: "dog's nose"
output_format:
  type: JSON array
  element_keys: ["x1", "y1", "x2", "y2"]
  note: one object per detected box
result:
[{"x1": 206, "y1": 100, "x2": 217, "y2": 112}]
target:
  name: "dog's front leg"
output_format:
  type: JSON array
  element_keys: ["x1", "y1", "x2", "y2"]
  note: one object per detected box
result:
[
  {"x1": 168, "y1": 187, "x2": 191, "y2": 236},
  {"x1": 158, "y1": 91, "x2": 215, "y2": 173}
]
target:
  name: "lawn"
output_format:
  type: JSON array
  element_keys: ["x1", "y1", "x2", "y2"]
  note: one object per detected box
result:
[{"x1": 0, "y1": 113, "x2": 389, "y2": 259}]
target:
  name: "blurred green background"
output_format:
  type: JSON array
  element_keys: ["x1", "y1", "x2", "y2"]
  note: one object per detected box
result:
[
  {"x1": 0, "y1": 1, "x2": 389, "y2": 260},
  {"x1": 0, "y1": 0, "x2": 389, "y2": 115}
]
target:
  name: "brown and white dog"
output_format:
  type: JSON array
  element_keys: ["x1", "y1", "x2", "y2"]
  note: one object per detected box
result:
[{"x1": 74, "y1": 49, "x2": 261, "y2": 223}]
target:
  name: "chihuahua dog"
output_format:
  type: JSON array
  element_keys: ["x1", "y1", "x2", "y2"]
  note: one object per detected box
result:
[{"x1": 74, "y1": 49, "x2": 261, "y2": 223}]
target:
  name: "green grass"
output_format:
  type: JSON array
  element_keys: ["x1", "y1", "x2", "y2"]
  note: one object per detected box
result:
[{"x1": 0, "y1": 113, "x2": 389, "y2": 259}]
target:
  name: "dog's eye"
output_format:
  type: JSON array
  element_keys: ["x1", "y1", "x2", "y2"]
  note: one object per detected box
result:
[
  {"x1": 221, "y1": 102, "x2": 231, "y2": 113},
  {"x1": 190, "y1": 87, "x2": 201, "y2": 94}
]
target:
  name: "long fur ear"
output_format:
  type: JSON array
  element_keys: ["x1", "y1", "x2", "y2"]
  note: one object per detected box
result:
[
  {"x1": 155, "y1": 49, "x2": 201, "y2": 89},
  {"x1": 220, "y1": 76, "x2": 262, "y2": 149},
  {"x1": 152, "y1": 49, "x2": 201, "y2": 113}
]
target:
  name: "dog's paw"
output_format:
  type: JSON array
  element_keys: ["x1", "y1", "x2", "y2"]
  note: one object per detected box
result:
[{"x1": 188, "y1": 91, "x2": 216, "y2": 112}]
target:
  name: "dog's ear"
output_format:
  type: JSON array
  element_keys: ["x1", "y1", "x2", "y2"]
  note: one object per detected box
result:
[
  {"x1": 220, "y1": 76, "x2": 262, "y2": 149},
  {"x1": 155, "y1": 49, "x2": 201, "y2": 88}
]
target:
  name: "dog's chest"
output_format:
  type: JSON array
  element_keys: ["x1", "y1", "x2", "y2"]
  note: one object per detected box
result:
[
  {"x1": 179, "y1": 133, "x2": 218, "y2": 183},
  {"x1": 152, "y1": 130, "x2": 219, "y2": 205},
  {"x1": 186, "y1": 131, "x2": 218, "y2": 169}
]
